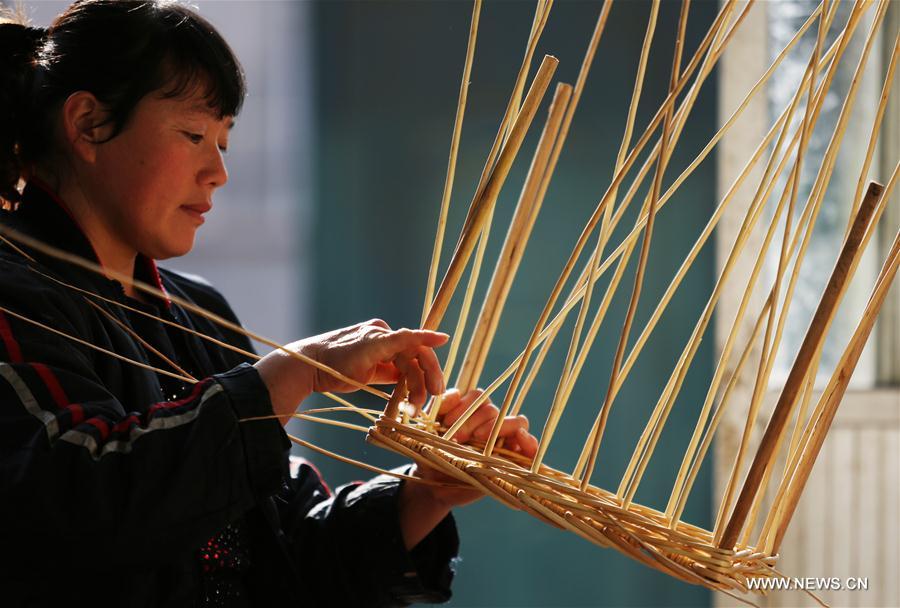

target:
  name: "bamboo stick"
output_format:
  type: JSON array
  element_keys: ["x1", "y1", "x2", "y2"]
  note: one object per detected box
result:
[
  {"x1": 623, "y1": 0, "x2": 865, "y2": 512},
  {"x1": 456, "y1": 82, "x2": 573, "y2": 393},
  {"x1": 668, "y1": 294, "x2": 775, "y2": 525},
  {"x1": 474, "y1": 0, "x2": 743, "y2": 456},
  {"x1": 769, "y1": 227, "x2": 900, "y2": 552},
  {"x1": 0, "y1": 224, "x2": 393, "y2": 401},
  {"x1": 427, "y1": 208, "x2": 496, "y2": 425},
  {"x1": 846, "y1": 30, "x2": 899, "y2": 236},
  {"x1": 421, "y1": 0, "x2": 483, "y2": 325},
  {"x1": 757, "y1": 163, "x2": 899, "y2": 549},
  {"x1": 518, "y1": 2, "x2": 832, "y2": 430},
  {"x1": 422, "y1": 54, "x2": 559, "y2": 332},
  {"x1": 535, "y1": 0, "x2": 663, "y2": 471},
  {"x1": 578, "y1": 0, "x2": 686, "y2": 490},
  {"x1": 0, "y1": 303, "x2": 196, "y2": 383},
  {"x1": 718, "y1": 180, "x2": 883, "y2": 550},
  {"x1": 737, "y1": 0, "x2": 888, "y2": 542}
]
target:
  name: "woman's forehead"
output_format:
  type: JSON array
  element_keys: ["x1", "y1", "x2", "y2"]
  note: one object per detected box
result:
[{"x1": 152, "y1": 94, "x2": 235, "y2": 129}]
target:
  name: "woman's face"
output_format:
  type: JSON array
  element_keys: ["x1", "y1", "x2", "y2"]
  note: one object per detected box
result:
[{"x1": 85, "y1": 91, "x2": 233, "y2": 261}]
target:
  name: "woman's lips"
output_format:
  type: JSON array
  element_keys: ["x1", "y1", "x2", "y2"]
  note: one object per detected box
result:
[{"x1": 180, "y1": 203, "x2": 211, "y2": 224}]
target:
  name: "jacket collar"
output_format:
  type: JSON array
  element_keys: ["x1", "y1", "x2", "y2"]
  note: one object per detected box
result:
[{"x1": 4, "y1": 179, "x2": 171, "y2": 307}]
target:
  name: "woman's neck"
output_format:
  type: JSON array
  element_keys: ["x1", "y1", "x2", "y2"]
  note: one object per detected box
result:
[{"x1": 37, "y1": 171, "x2": 141, "y2": 297}]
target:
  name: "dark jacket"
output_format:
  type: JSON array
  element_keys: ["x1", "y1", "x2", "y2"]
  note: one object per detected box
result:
[{"x1": 0, "y1": 182, "x2": 458, "y2": 607}]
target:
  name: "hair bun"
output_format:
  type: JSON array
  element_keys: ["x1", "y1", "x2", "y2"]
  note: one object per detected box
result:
[
  {"x1": 1, "y1": 21, "x2": 46, "y2": 205},
  {"x1": 0, "y1": 21, "x2": 45, "y2": 56}
]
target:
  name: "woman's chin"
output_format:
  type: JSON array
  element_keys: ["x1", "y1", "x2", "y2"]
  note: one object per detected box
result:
[{"x1": 149, "y1": 233, "x2": 197, "y2": 260}]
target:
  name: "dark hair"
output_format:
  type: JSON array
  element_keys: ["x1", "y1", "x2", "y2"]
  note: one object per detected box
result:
[{"x1": 0, "y1": 0, "x2": 246, "y2": 206}]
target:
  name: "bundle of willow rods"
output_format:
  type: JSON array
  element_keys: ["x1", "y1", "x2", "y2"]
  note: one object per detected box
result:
[{"x1": 368, "y1": 0, "x2": 900, "y2": 597}]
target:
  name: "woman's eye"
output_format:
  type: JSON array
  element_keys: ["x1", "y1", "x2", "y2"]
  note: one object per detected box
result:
[{"x1": 184, "y1": 132, "x2": 204, "y2": 144}]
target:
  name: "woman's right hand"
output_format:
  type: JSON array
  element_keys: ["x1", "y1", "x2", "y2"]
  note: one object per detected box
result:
[{"x1": 254, "y1": 319, "x2": 449, "y2": 424}]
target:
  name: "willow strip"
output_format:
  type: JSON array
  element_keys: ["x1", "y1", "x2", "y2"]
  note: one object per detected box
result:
[
  {"x1": 0, "y1": 303, "x2": 195, "y2": 383},
  {"x1": 516, "y1": 0, "x2": 828, "y2": 427},
  {"x1": 579, "y1": 0, "x2": 687, "y2": 490},
  {"x1": 737, "y1": 0, "x2": 836, "y2": 543},
  {"x1": 421, "y1": 0, "x2": 483, "y2": 324},
  {"x1": 756, "y1": 164, "x2": 900, "y2": 549},
  {"x1": 468, "y1": 0, "x2": 742, "y2": 454},
  {"x1": 456, "y1": 82, "x2": 573, "y2": 394},
  {"x1": 770, "y1": 226, "x2": 900, "y2": 552},
  {"x1": 719, "y1": 180, "x2": 883, "y2": 549},
  {"x1": 422, "y1": 0, "x2": 555, "y2": 330},
  {"x1": 285, "y1": 432, "x2": 459, "y2": 488},
  {"x1": 0, "y1": 224, "x2": 392, "y2": 401},
  {"x1": 623, "y1": 0, "x2": 864, "y2": 513},
  {"x1": 534, "y1": 0, "x2": 662, "y2": 472},
  {"x1": 664, "y1": 0, "x2": 847, "y2": 523},
  {"x1": 738, "y1": 0, "x2": 888, "y2": 543},
  {"x1": 846, "y1": 30, "x2": 899, "y2": 233},
  {"x1": 422, "y1": 54, "x2": 559, "y2": 332},
  {"x1": 668, "y1": 294, "x2": 775, "y2": 525}
]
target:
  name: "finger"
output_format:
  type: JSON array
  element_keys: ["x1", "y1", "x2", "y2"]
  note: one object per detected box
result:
[
  {"x1": 376, "y1": 329, "x2": 449, "y2": 359},
  {"x1": 438, "y1": 388, "x2": 475, "y2": 427},
  {"x1": 514, "y1": 426, "x2": 539, "y2": 458},
  {"x1": 435, "y1": 388, "x2": 461, "y2": 414},
  {"x1": 440, "y1": 388, "x2": 483, "y2": 426},
  {"x1": 396, "y1": 355, "x2": 426, "y2": 408},
  {"x1": 414, "y1": 345, "x2": 445, "y2": 396},
  {"x1": 455, "y1": 403, "x2": 499, "y2": 443},
  {"x1": 475, "y1": 415, "x2": 528, "y2": 442},
  {"x1": 368, "y1": 361, "x2": 399, "y2": 385}
]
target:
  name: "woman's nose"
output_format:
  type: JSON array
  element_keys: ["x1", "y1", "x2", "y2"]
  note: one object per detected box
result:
[{"x1": 201, "y1": 148, "x2": 228, "y2": 189}]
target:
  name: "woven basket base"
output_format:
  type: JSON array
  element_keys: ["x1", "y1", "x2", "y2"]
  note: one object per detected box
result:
[{"x1": 368, "y1": 419, "x2": 778, "y2": 594}]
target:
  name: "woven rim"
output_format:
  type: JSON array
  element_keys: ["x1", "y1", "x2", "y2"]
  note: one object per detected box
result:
[{"x1": 368, "y1": 419, "x2": 778, "y2": 594}]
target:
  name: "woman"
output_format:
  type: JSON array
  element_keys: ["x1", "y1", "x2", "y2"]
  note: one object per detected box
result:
[{"x1": 0, "y1": 1, "x2": 538, "y2": 606}]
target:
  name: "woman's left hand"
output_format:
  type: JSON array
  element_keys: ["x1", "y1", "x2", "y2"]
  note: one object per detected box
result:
[
  {"x1": 397, "y1": 388, "x2": 539, "y2": 549},
  {"x1": 417, "y1": 387, "x2": 538, "y2": 506}
]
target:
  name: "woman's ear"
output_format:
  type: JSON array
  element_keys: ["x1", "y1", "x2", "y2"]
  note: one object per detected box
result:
[{"x1": 61, "y1": 91, "x2": 113, "y2": 164}]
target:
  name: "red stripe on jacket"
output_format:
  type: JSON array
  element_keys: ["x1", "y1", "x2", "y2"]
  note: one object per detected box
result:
[
  {"x1": 31, "y1": 362, "x2": 69, "y2": 407},
  {"x1": 0, "y1": 310, "x2": 23, "y2": 363},
  {"x1": 31, "y1": 362, "x2": 86, "y2": 425},
  {"x1": 148, "y1": 380, "x2": 208, "y2": 415}
]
